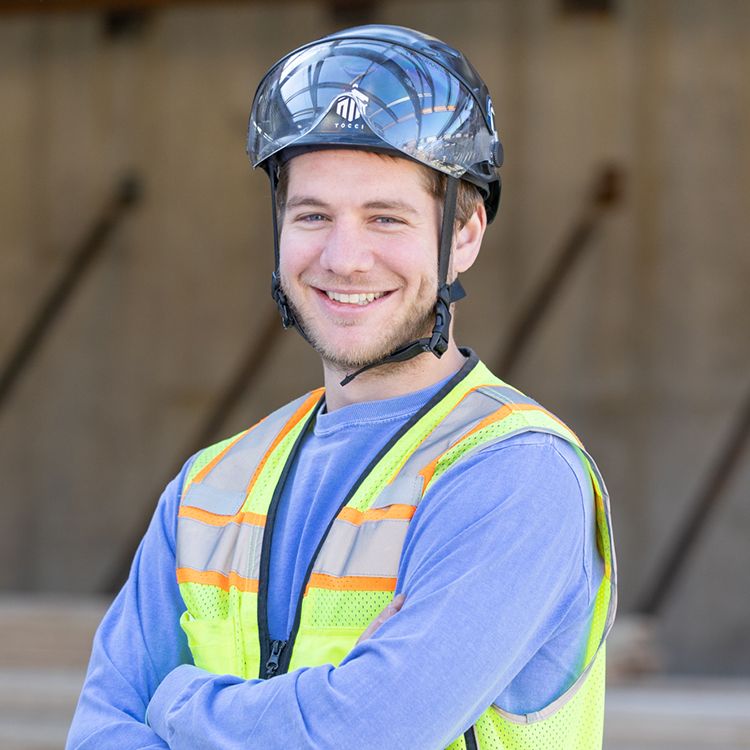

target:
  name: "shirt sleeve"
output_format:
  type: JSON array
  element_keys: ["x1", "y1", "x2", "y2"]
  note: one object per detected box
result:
[
  {"x1": 146, "y1": 432, "x2": 600, "y2": 750},
  {"x1": 65, "y1": 461, "x2": 195, "y2": 750}
]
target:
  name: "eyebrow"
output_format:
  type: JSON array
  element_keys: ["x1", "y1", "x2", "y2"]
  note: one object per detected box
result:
[
  {"x1": 363, "y1": 200, "x2": 419, "y2": 215},
  {"x1": 285, "y1": 196, "x2": 419, "y2": 215},
  {"x1": 286, "y1": 196, "x2": 328, "y2": 210}
]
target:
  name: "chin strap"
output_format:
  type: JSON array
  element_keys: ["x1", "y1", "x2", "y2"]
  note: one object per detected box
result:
[
  {"x1": 269, "y1": 166, "x2": 312, "y2": 344},
  {"x1": 339, "y1": 175, "x2": 462, "y2": 387},
  {"x1": 338, "y1": 277, "x2": 465, "y2": 386}
]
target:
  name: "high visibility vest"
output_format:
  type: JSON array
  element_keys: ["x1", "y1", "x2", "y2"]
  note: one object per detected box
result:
[{"x1": 176, "y1": 353, "x2": 616, "y2": 750}]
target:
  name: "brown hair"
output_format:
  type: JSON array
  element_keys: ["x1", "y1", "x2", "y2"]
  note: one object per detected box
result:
[
  {"x1": 416, "y1": 163, "x2": 484, "y2": 231},
  {"x1": 274, "y1": 151, "x2": 483, "y2": 230}
]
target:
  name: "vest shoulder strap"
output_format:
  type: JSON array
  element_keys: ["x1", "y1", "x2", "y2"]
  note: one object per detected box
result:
[
  {"x1": 180, "y1": 389, "x2": 323, "y2": 517},
  {"x1": 391, "y1": 377, "x2": 585, "y2": 503}
]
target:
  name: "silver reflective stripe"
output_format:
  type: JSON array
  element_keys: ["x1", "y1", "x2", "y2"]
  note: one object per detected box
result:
[
  {"x1": 475, "y1": 384, "x2": 542, "y2": 409},
  {"x1": 202, "y1": 394, "x2": 313, "y2": 493},
  {"x1": 182, "y1": 483, "x2": 248, "y2": 516},
  {"x1": 422, "y1": 426, "x2": 583, "y2": 490},
  {"x1": 398, "y1": 389, "x2": 506, "y2": 480},
  {"x1": 370, "y1": 474, "x2": 424, "y2": 509},
  {"x1": 312, "y1": 517, "x2": 410, "y2": 579},
  {"x1": 176, "y1": 515, "x2": 264, "y2": 580}
]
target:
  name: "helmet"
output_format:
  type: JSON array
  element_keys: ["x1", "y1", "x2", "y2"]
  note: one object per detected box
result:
[
  {"x1": 247, "y1": 25, "x2": 503, "y2": 384},
  {"x1": 248, "y1": 24, "x2": 502, "y2": 221}
]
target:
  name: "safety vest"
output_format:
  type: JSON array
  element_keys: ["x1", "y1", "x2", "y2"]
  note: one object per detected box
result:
[{"x1": 176, "y1": 353, "x2": 616, "y2": 750}]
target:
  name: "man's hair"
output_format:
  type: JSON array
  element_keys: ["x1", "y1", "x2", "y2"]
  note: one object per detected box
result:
[{"x1": 274, "y1": 152, "x2": 483, "y2": 230}]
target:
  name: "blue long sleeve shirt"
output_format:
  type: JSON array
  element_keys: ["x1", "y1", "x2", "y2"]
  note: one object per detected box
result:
[{"x1": 67, "y1": 378, "x2": 603, "y2": 750}]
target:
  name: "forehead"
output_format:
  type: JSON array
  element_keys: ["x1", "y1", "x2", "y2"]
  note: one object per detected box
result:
[{"x1": 285, "y1": 149, "x2": 432, "y2": 200}]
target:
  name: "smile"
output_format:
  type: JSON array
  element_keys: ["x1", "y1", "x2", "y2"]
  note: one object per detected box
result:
[{"x1": 325, "y1": 291, "x2": 388, "y2": 306}]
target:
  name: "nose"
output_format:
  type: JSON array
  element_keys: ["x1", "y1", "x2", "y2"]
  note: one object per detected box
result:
[{"x1": 319, "y1": 218, "x2": 375, "y2": 277}]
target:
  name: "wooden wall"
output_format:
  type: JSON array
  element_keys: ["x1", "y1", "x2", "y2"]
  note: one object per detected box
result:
[{"x1": 1, "y1": 0, "x2": 749, "y2": 674}]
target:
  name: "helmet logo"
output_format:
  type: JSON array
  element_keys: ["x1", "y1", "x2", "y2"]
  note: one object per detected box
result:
[
  {"x1": 486, "y1": 95, "x2": 496, "y2": 133},
  {"x1": 333, "y1": 86, "x2": 369, "y2": 129}
]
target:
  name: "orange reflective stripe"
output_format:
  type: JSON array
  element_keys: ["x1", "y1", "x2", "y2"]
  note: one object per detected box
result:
[
  {"x1": 419, "y1": 402, "x2": 584, "y2": 488},
  {"x1": 418, "y1": 462, "x2": 436, "y2": 498},
  {"x1": 177, "y1": 567, "x2": 259, "y2": 593},
  {"x1": 337, "y1": 504, "x2": 416, "y2": 524},
  {"x1": 245, "y1": 388, "x2": 324, "y2": 495},
  {"x1": 177, "y1": 504, "x2": 267, "y2": 527},
  {"x1": 190, "y1": 427, "x2": 253, "y2": 488},
  {"x1": 306, "y1": 573, "x2": 397, "y2": 593},
  {"x1": 462, "y1": 403, "x2": 583, "y2": 447}
]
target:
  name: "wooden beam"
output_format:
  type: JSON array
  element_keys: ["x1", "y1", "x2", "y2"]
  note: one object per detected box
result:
[
  {"x1": 1, "y1": 0, "x2": 194, "y2": 13},
  {"x1": 0, "y1": 0, "x2": 376, "y2": 15}
]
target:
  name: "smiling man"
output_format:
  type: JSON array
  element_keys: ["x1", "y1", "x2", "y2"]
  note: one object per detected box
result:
[
  {"x1": 67, "y1": 25, "x2": 616, "y2": 750},
  {"x1": 278, "y1": 149, "x2": 484, "y2": 408}
]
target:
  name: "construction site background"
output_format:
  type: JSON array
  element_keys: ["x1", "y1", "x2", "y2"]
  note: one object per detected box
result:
[{"x1": 1, "y1": 0, "x2": 749, "y2": 748}]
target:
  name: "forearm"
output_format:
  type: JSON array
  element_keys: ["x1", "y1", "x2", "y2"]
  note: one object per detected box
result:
[
  {"x1": 146, "y1": 643, "x2": 484, "y2": 750},
  {"x1": 146, "y1": 574, "x2": 556, "y2": 750},
  {"x1": 66, "y1": 591, "x2": 175, "y2": 750},
  {"x1": 67, "y1": 651, "x2": 170, "y2": 750},
  {"x1": 66, "y1": 467, "x2": 193, "y2": 750},
  {"x1": 146, "y1": 558, "x2": 503, "y2": 749}
]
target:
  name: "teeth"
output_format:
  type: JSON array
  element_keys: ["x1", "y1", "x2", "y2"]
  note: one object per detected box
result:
[{"x1": 326, "y1": 291, "x2": 386, "y2": 306}]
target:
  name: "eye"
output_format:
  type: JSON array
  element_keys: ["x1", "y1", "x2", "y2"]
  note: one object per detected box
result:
[
  {"x1": 374, "y1": 216, "x2": 404, "y2": 225},
  {"x1": 293, "y1": 212, "x2": 329, "y2": 225}
]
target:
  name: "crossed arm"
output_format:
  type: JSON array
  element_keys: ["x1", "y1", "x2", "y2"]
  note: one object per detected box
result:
[{"x1": 67, "y1": 435, "x2": 595, "y2": 750}]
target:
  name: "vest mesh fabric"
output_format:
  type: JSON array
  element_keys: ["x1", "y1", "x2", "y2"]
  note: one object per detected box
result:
[
  {"x1": 176, "y1": 360, "x2": 615, "y2": 748},
  {"x1": 476, "y1": 648, "x2": 606, "y2": 750}
]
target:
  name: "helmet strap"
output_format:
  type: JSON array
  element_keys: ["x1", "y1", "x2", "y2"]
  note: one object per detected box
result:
[
  {"x1": 269, "y1": 166, "x2": 312, "y2": 344},
  {"x1": 339, "y1": 176, "x2": 465, "y2": 386}
]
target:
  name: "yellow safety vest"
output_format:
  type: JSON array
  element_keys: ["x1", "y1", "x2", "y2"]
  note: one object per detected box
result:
[{"x1": 176, "y1": 353, "x2": 616, "y2": 749}]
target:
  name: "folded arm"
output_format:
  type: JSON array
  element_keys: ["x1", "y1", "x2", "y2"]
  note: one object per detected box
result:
[
  {"x1": 66, "y1": 465, "x2": 194, "y2": 750},
  {"x1": 145, "y1": 435, "x2": 596, "y2": 750}
]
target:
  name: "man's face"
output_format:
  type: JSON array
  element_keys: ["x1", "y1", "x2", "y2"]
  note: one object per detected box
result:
[{"x1": 278, "y1": 150, "x2": 443, "y2": 371}]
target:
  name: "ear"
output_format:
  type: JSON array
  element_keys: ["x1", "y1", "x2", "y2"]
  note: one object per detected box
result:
[{"x1": 452, "y1": 202, "x2": 487, "y2": 275}]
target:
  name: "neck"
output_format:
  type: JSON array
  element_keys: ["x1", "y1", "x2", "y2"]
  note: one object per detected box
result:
[{"x1": 322, "y1": 341, "x2": 467, "y2": 412}]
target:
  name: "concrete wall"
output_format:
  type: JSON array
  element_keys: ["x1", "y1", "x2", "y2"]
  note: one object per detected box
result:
[{"x1": 1, "y1": 0, "x2": 749, "y2": 675}]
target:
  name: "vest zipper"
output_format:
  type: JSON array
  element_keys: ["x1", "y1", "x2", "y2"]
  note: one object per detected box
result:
[
  {"x1": 256, "y1": 403, "x2": 322, "y2": 680},
  {"x1": 265, "y1": 639, "x2": 287, "y2": 679}
]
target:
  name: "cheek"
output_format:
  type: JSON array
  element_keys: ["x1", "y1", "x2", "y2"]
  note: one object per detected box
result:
[
  {"x1": 380, "y1": 232, "x2": 434, "y2": 267},
  {"x1": 399, "y1": 243, "x2": 439, "y2": 286},
  {"x1": 279, "y1": 233, "x2": 316, "y2": 277}
]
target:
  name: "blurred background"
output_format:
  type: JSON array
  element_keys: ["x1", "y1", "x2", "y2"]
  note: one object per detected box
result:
[{"x1": 1, "y1": 0, "x2": 749, "y2": 747}]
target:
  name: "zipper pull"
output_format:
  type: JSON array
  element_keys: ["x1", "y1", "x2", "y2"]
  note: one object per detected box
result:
[{"x1": 265, "y1": 639, "x2": 286, "y2": 679}]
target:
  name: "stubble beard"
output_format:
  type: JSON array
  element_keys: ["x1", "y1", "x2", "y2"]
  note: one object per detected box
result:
[{"x1": 281, "y1": 274, "x2": 437, "y2": 374}]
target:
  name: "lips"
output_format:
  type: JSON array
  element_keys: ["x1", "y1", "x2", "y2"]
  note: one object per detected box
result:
[{"x1": 324, "y1": 290, "x2": 387, "y2": 306}]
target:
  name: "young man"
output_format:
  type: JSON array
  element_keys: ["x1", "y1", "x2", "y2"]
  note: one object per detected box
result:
[{"x1": 67, "y1": 26, "x2": 615, "y2": 750}]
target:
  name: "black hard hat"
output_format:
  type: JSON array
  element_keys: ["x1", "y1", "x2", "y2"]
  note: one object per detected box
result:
[{"x1": 248, "y1": 24, "x2": 502, "y2": 222}]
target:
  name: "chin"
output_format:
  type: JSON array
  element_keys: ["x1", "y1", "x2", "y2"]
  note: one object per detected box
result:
[
  {"x1": 285, "y1": 285, "x2": 437, "y2": 371},
  {"x1": 315, "y1": 337, "x2": 398, "y2": 371},
  {"x1": 314, "y1": 320, "x2": 436, "y2": 372}
]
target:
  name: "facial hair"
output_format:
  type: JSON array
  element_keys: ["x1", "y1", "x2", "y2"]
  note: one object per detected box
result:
[{"x1": 281, "y1": 273, "x2": 437, "y2": 372}]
